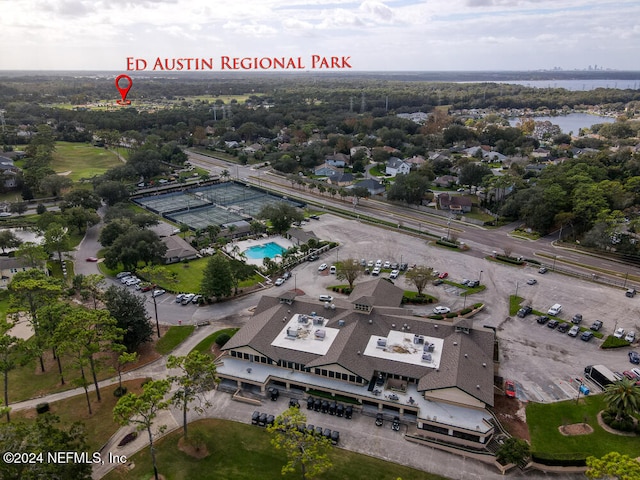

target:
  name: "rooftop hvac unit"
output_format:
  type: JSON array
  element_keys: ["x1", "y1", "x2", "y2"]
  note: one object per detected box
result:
[
  {"x1": 413, "y1": 334, "x2": 425, "y2": 345},
  {"x1": 376, "y1": 338, "x2": 387, "y2": 348},
  {"x1": 338, "y1": 320, "x2": 345, "y2": 327},
  {"x1": 313, "y1": 316, "x2": 324, "y2": 326},
  {"x1": 424, "y1": 343, "x2": 435, "y2": 353},
  {"x1": 314, "y1": 329, "x2": 326, "y2": 340},
  {"x1": 422, "y1": 353, "x2": 432, "y2": 362},
  {"x1": 298, "y1": 315, "x2": 308, "y2": 323},
  {"x1": 286, "y1": 327, "x2": 299, "y2": 338}
]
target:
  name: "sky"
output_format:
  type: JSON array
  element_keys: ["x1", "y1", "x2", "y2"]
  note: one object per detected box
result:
[{"x1": 1, "y1": 0, "x2": 639, "y2": 72}]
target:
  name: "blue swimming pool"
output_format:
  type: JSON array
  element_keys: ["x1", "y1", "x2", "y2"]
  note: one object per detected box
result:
[{"x1": 243, "y1": 242, "x2": 287, "y2": 260}]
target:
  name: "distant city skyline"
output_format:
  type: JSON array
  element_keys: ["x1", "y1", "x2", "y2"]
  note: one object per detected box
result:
[{"x1": 1, "y1": 0, "x2": 639, "y2": 72}]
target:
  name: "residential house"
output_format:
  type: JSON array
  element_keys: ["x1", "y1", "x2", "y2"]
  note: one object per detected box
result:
[
  {"x1": 385, "y1": 157, "x2": 411, "y2": 177},
  {"x1": 433, "y1": 175, "x2": 458, "y2": 188},
  {"x1": 0, "y1": 156, "x2": 21, "y2": 189},
  {"x1": 438, "y1": 193, "x2": 472, "y2": 213},
  {"x1": 326, "y1": 172, "x2": 354, "y2": 187},
  {"x1": 406, "y1": 155, "x2": 427, "y2": 168},
  {"x1": 314, "y1": 163, "x2": 342, "y2": 177},
  {"x1": 218, "y1": 279, "x2": 497, "y2": 448},
  {"x1": 350, "y1": 146, "x2": 371, "y2": 158},
  {"x1": 0, "y1": 257, "x2": 44, "y2": 289},
  {"x1": 352, "y1": 179, "x2": 385, "y2": 196},
  {"x1": 325, "y1": 153, "x2": 350, "y2": 168},
  {"x1": 243, "y1": 143, "x2": 263, "y2": 155},
  {"x1": 162, "y1": 235, "x2": 199, "y2": 264}
]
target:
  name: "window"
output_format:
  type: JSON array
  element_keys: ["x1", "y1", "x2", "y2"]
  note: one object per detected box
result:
[
  {"x1": 420, "y1": 424, "x2": 449, "y2": 435},
  {"x1": 329, "y1": 371, "x2": 335, "y2": 378}
]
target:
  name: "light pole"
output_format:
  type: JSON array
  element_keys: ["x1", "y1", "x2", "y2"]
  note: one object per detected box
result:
[
  {"x1": 479, "y1": 270, "x2": 483, "y2": 285},
  {"x1": 514, "y1": 281, "x2": 519, "y2": 299},
  {"x1": 152, "y1": 290, "x2": 161, "y2": 337}
]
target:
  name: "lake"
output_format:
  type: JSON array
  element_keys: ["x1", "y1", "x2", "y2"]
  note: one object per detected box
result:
[
  {"x1": 494, "y1": 79, "x2": 640, "y2": 91},
  {"x1": 508, "y1": 113, "x2": 616, "y2": 134}
]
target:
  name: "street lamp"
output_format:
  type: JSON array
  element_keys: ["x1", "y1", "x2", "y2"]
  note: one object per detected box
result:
[
  {"x1": 479, "y1": 270, "x2": 483, "y2": 285},
  {"x1": 151, "y1": 289, "x2": 161, "y2": 337}
]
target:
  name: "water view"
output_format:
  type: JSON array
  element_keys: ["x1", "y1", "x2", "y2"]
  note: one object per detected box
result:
[{"x1": 508, "y1": 112, "x2": 616, "y2": 134}]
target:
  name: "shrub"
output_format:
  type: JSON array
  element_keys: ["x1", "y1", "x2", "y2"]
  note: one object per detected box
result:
[
  {"x1": 117, "y1": 432, "x2": 138, "y2": 447},
  {"x1": 215, "y1": 333, "x2": 231, "y2": 347},
  {"x1": 460, "y1": 308, "x2": 472, "y2": 315},
  {"x1": 445, "y1": 313, "x2": 457, "y2": 318},
  {"x1": 495, "y1": 254, "x2": 525, "y2": 265},
  {"x1": 114, "y1": 386, "x2": 128, "y2": 397},
  {"x1": 36, "y1": 203, "x2": 46, "y2": 214},
  {"x1": 35, "y1": 402, "x2": 49, "y2": 414},
  {"x1": 436, "y1": 239, "x2": 459, "y2": 249}
]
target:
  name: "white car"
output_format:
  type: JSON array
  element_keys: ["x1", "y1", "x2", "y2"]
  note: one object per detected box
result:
[
  {"x1": 152, "y1": 289, "x2": 166, "y2": 297},
  {"x1": 319, "y1": 294, "x2": 333, "y2": 302},
  {"x1": 383, "y1": 261, "x2": 391, "y2": 269},
  {"x1": 181, "y1": 293, "x2": 195, "y2": 304},
  {"x1": 568, "y1": 325, "x2": 580, "y2": 337},
  {"x1": 625, "y1": 331, "x2": 635, "y2": 343},
  {"x1": 372, "y1": 267, "x2": 381, "y2": 276},
  {"x1": 176, "y1": 294, "x2": 185, "y2": 303},
  {"x1": 318, "y1": 263, "x2": 328, "y2": 271},
  {"x1": 375, "y1": 259, "x2": 382, "y2": 268},
  {"x1": 125, "y1": 277, "x2": 141, "y2": 286},
  {"x1": 433, "y1": 306, "x2": 451, "y2": 314},
  {"x1": 613, "y1": 327, "x2": 625, "y2": 338},
  {"x1": 389, "y1": 269, "x2": 399, "y2": 279},
  {"x1": 274, "y1": 278, "x2": 285, "y2": 286}
]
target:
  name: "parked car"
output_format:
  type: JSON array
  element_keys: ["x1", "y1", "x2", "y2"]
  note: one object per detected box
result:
[
  {"x1": 623, "y1": 370, "x2": 638, "y2": 380},
  {"x1": 336, "y1": 404, "x2": 344, "y2": 417},
  {"x1": 614, "y1": 327, "x2": 626, "y2": 338},
  {"x1": 527, "y1": 278, "x2": 537, "y2": 285},
  {"x1": 307, "y1": 254, "x2": 319, "y2": 261},
  {"x1": 283, "y1": 272, "x2": 292, "y2": 280},
  {"x1": 568, "y1": 325, "x2": 580, "y2": 337},
  {"x1": 625, "y1": 331, "x2": 636, "y2": 343},
  {"x1": 309, "y1": 215, "x2": 320, "y2": 220},
  {"x1": 345, "y1": 405, "x2": 353, "y2": 419},
  {"x1": 266, "y1": 414, "x2": 275, "y2": 426},
  {"x1": 438, "y1": 272, "x2": 449, "y2": 279},
  {"x1": 329, "y1": 265, "x2": 337, "y2": 274},
  {"x1": 433, "y1": 306, "x2": 450, "y2": 314},
  {"x1": 536, "y1": 316, "x2": 549, "y2": 325},
  {"x1": 389, "y1": 269, "x2": 399, "y2": 279},
  {"x1": 626, "y1": 288, "x2": 636, "y2": 297},
  {"x1": 375, "y1": 259, "x2": 382, "y2": 268},
  {"x1": 152, "y1": 289, "x2": 166, "y2": 297},
  {"x1": 116, "y1": 271, "x2": 132, "y2": 279},
  {"x1": 383, "y1": 261, "x2": 391, "y2": 269},
  {"x1": 251, "y1": 411, "x2": 260, "y2": 425},
  {"x1": 181, "y1": 293, "x2": 195, "y2": 304},
  {"x1": 538, "y1": 266, "x2": 548, "y2": 274},
  {"x1": 630, "y1": 351, "x2": 640, "y2": 365},
  {"x1": 372, "y1": 267, "x2": 381, "y2": 276},
  {"x1": 571, "y1": 314, "x2": 583, "y2": 324},
  {"x1": 432, "y1": 278, "x2": 444, "y2": 286},
  {"x1": 399, "y1": 263, "x2": 408, "y2": 271},
  {"x1": 547, "y1": 320, "x2": 559, "y2": 329},
  {"x1": 505, "y1": 380, "x2": 516, "y2": 398},
  {"x1": 175, "y1": 294, "x2": 185, "y2": 303},
  {"x1": 318, "y1": 263, "x2": 328, "y2": 271},
  {"x1": 258, "y1": 413, "x2": 267, "y2": 427},
  {"x1": 274, "y1": 278, "x2": 285, "y2": 286},
  {"x1": 461, "y1": 279, "x2": 470, "y2": 286},
  {"x1": 307, "y1": 397, "x2": 314, "y2": 410},
  {"x1": 375, "y1": 413, "x2": 384, "y2": 426},
  {"x1": 289, "y1": 398, "x2": 300, "y2": 409},
  {"x1": 467, "y1": 280, "x2": 480, "y2": 287},
  {"x1": 269, "y1": 387, "x2": 279, "y2": 401},
  {"x1": 581, "y1": 331, "x2": 594, "y2": 342},
  {"x1": 330, "y1": 430, "x2": 340, "y2": 444},
  {"x1": 191, "y1": 294, "x2": 202, "y2": 304},
  {"x1": 517, "y1": 305, "x2": 533, "y2": 318},
  {"x1": 140, "y1": 284, "x2": 153, "y2": 292},
  {"x1": 319, "y1": 294, "x2": 333, "y2": 302},
  {"x1": 590, "y1": 320, "x2": 603, "y2": 331},
  {"x1": 557, "y1": 323, "x2": 570, "y2": 333},
  {"x1": 392, "y1": 416, "x2": 400, "y2": 431}
]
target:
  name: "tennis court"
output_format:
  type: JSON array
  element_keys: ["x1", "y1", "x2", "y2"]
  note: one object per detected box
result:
[
  {"x1": 135, "y1": 191, "x2": 210, "y2": 214},
  {"x1": 134, "y1": 181, "x2": 305, "y2": 231}
]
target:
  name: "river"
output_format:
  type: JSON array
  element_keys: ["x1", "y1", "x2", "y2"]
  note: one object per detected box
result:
[{"x1": 508, "y1": 112, "x2": 616, "y2": 134}]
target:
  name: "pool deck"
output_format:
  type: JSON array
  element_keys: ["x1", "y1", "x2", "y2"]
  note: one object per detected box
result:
[{"x1": 227, "y1": 235, "x2": 295, "y2": 266}]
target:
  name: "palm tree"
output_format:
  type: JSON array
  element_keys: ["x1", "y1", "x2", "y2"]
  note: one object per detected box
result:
[{"x1": 603, "y1": 378, "x2": 640, "y2": 422}]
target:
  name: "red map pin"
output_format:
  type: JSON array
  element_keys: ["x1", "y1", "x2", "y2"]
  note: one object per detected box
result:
[{"x1": 115, "y1": 74, "x2": 132, "y2": 105}]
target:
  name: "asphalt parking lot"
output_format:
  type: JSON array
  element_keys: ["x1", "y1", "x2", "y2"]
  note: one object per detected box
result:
[{"x1": 287, "y1": 214, "x2": 640, "y2": 404}]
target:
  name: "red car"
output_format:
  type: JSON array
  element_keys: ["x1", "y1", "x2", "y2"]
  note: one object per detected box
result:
[
  {"x1": 85, "y1": 257, "x2": 98, "y2": 262},
  {"x1": 623, "y1": 370, "x2": 638, "y2": 381},
  {"x1": 438, "y1": 272, "x2": 448, "y2": 279},
  {"x1": 505, "y1": 380, "x2": 516, "y2": 398},
  {"x1": 140, "y1": 284, "x2": 154, "y2": 292}
]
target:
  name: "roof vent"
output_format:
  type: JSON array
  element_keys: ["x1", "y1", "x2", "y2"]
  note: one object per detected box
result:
[
  {"x1": 476, "y1": 384, "x2": 480, "y2": 389},
  {"x1": 357, "y1": 350, "x2": 361, "y2": 355},
  {"x1": 464, "y1": 353, "x2": 468, "y2": 358},
  {"x1": 482, "y1": 362, "x2": 486, "y2": 367},
  {"x1": 453, "y1": 341, "x2": 458, "y2": 346},
  {"x1": 434, "y1": 324, "x2": 438, "y2": 329},
  {"x1": 368, "y1": 319, "x2": 373, "y2": 324},
  {"x1": 391, "y1": 323, "x2": 396, "y2": 329}
]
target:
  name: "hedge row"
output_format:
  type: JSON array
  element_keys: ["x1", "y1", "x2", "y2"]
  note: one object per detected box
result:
[
  {"x1": 495, "y1": 255, "x2": 525, "y2": 265},
  {"x1": 436, "y1": 239, "x2": 459, "y2": 249},
  {"x1": 402, "y1": 295, "x2": 434, "y2": 304},
  {"x1": 531, "y1": 452, "x2": 587, "y2": 467}
]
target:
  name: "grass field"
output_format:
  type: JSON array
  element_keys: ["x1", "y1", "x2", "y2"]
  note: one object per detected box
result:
[
  {"x1": 526, "y1": 395, "x2": 640, "y2": 459},
  {"x1": 191, "y1": 328, "x2": 239, "y2": 357},
  {"x1": 51, "y1": 142, "x2": 123, "y2": 181},
  {"x1": 103, "y1": 418, "x2": 446, "y2": 480},
  {"x1": 12, "y1": 378, "x2": 148, "y2": 452},
  {"x1": 155, "y1": 325, "x2": 195, "y2": 355}
]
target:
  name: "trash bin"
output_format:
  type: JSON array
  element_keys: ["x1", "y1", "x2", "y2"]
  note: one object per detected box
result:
[{"x1": 579, "y1": 384, "x2": 590, "y2": 395}]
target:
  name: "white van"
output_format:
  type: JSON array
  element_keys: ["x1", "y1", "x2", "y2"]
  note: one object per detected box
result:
[
  {"x1": 329, "y1": 265, "x2": 337, "y2": 274},
  {"x1": 547, "y1": 303, "x2": 562, "y2": 316}
]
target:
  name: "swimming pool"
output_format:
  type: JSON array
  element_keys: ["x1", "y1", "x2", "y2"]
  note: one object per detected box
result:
[{"x1": 243, "y1": 242, "x2": 287, "y2": 260}]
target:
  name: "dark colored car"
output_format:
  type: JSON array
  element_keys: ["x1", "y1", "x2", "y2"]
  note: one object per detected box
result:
[
  {"x1": 557, "y1": 322, "x2": 570, "y2": 333},
  {"x1": 581, "y1": 331, "x2": 594, "y2": 342},
  {"x1": 392, "y1": 416, "x2": 400, "y2": 431},
  {"x1": 323, "y1": 428, "x2": 332, "y2": 440},
  {"x1": 539, "y1": 266, "x2": 548, "y2": 274},
  {"x1": 590, "y1": 320, "x2": 603, "y2": 331},
  {"x1": 289, "y1": 398, "x2": 300, "y2": 409},
  {"x1": 269, "y1": 387, "x2": 279, "y2": 401},
  {"x1": 251, "y1": 411, "x2": 260, "y2": 425},
  {"x1": 330, "y1": 430, "x2": 340, "y2": 445},
  {"x1": 629, "y1": 351, "x2": 640, "y2": 365},
  {"x1": 432, "y1": 278, "x2": 444, "y2": 286},
  {"x1": 258, "y1": 413, "x2": 267, "y2": 426},
  {"x1": 307, "y1": 397, "x2": 314, "y2": 410},
  {"x1": 572, "y1": 314, "x2": 583, "y2": 324},
  {"x1": 399, "y1": 263, "x2": 408, "y2": 271},
  {"x1": 321, "y1": 400, "x2": 329, "y2": 413},
  {"x1": 309, "y1": 215, "x2": 320, "y2": 220},
  {"x1": 345, "y1": 405, "x2": 353, "y2": 419},
  {"x1": 315, "y1": 426, "x2": 323, "y2": 436},
  {"x1": 266, "y1": 414, "x2": 275, "y2": 426},
  {"x1": 536, "y1": 316, "x2": 549, "y2": 325},
  {"x1": 517, "y1": 305, "x2": 532, "y2": 318},
  {"x1": 336, "y1": 404, "x2": 344, "y2": 417},
  {"x1": 547, "y1": 319, "x2": 559, "y2": 329},
  {"x1": 307, "y1": 254, "x2": 319, "y2": 262},
  {"x1": 375, "y1": 413, "x2": 383, "y2": 426},
  {"x1": 306, "y1": 424, "x2": 315, "y2": 435},
  {"x1": 313, "y1": 399, "x2": 321, "y2": 412}
]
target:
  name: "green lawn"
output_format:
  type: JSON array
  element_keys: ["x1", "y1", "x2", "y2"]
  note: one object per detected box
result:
[
  {"x1": 191, "y1": 328, "x2": 239, "y2": 357},
  {"x1": 164, "y1": 258, "x2": 209, "y2": 293},
  {"x1": 103, "y1": 418, "x2": 446, "y2": 480},
  {"x1": 155, "y1": 325, "x2": 196, "y2": 355},
  {"x1": 526, "y1": 395, "x2": 640, "y2": 459},
  {"x1": 51, "y1": 142, "x2": 123, "y2": 181}
]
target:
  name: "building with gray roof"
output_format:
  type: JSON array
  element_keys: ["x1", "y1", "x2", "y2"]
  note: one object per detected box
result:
[{"x1": 219, "y1": 278, "x2": 496, "y2": 448}]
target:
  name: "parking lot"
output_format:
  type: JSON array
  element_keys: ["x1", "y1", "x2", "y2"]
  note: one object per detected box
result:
[{"x1": 287, "y1": 213, "x2": 640, "y2": 404}]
